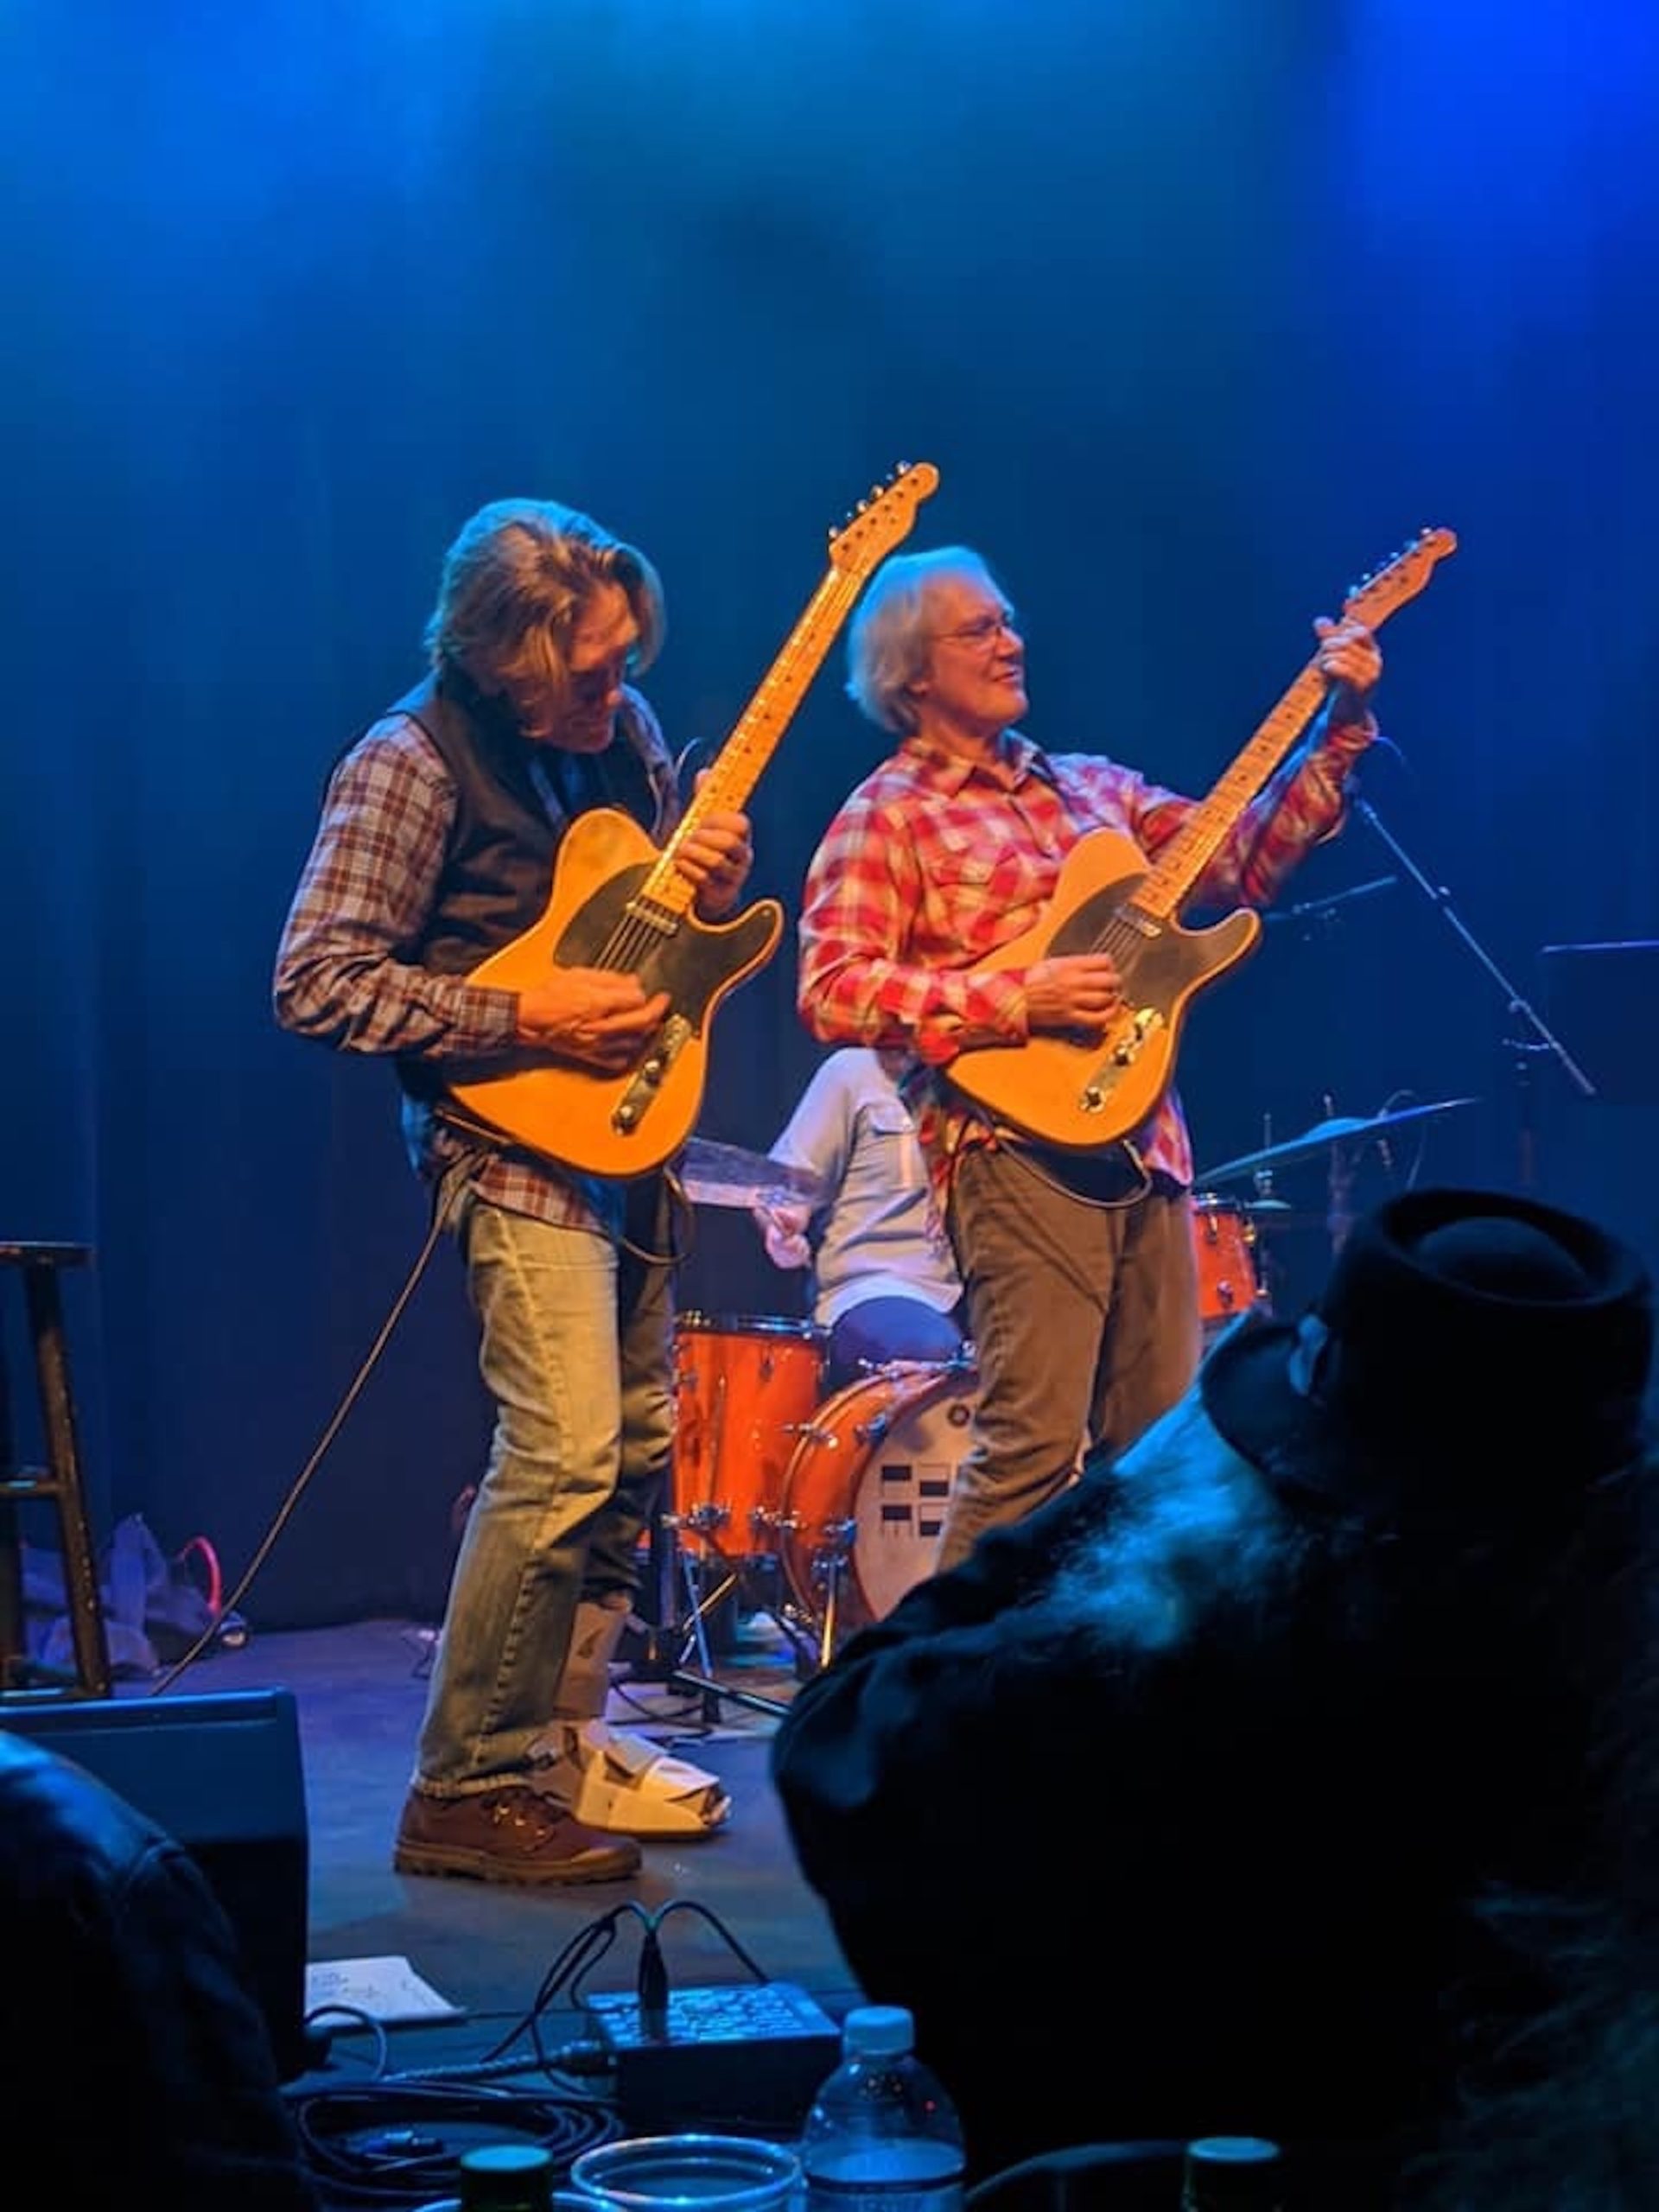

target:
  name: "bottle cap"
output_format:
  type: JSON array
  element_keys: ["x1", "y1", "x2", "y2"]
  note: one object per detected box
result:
[
  {"x1": 1182, "y1": 2137, "x2": 1283, "y2": 2203},
  {"x1": 458, "y1": 2141, "x2": 553, "y2": 2209},
  {"x1": 842, "y1": 2005, "x2": 915, "y2": 2059}
]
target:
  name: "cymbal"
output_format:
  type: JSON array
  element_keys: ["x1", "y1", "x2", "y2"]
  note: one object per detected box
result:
[
  {"x1": 1193, "y1": 1195, "x2": 1330, "y2": 1230},
  {"x1": 1196, "y1": 1097, "x2": 1478, "y2": 1186},
  {"x1": 675, "y1": 1137, "x2": 830, "y2": 1211}
]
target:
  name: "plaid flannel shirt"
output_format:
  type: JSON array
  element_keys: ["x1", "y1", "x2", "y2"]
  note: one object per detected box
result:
[
  {"x1": 797, "y1": 706, "x2": 1375, "y2": 1200},
  {"x1": 273, "y1": 687, "x2": 680, "y2": 1233}
]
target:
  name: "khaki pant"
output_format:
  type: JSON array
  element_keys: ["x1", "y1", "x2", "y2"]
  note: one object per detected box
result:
[{"x1": 937, "y1": 1145, "x2": 1201, "y2": 1571}]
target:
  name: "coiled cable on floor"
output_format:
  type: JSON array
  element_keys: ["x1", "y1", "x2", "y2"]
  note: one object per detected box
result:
[{"x1": 288, "y1": 2078, "x2": 620, "y2": 2205}]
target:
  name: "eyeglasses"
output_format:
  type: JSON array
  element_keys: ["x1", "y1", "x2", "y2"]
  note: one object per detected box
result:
[
  {"x1": 567, "y1": 649, "x2": 635, "y2": 704},
  {"x1": 935, "y1": 609, "x2": 1022, "y2": 654}
]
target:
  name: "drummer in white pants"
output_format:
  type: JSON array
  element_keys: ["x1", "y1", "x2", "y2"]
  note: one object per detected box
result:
[{"x1": 753, "y1": 1046, "x2": 967, "y2": 1394}]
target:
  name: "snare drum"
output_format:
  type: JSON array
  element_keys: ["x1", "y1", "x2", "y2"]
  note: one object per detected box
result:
[
  {"x1": 670, "y1": 1313, "x2": 828, "y2": 1557},
  {"x1": 1190, "y1": 1194, "x2": 1267, "y2": 1329},
  {"x1": 778, "y1": 1358, "x2": 979, "y2": 1632}
]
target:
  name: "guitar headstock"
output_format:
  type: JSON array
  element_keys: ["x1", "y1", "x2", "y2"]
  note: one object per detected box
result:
[
  {"x1": 828, "y1": 461, "x2": 940, "y2": 580},
  {"x1": 1341, "y1": 526, "x2": 1458, "y2": 626}
]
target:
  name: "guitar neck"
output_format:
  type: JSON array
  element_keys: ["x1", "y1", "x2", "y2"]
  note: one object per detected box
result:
[
  {"x1": 644, "y1": 566, "x2": 868, "y2": 918},
  {"x1": 1131, "y1": 524, "x2": 1459, "y2": 924},
  {"x1": 1135, "y1": 661, "x2": 1329, "y2": 922}
]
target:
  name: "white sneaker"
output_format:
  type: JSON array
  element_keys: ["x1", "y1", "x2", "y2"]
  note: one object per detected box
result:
[{"x1": 527, "y1": 1719, "x2": 731, "y2": 1838}]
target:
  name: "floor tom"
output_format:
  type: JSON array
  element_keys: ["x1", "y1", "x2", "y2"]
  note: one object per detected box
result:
[{"x1": 670, "y1": 1312, "x2": 829, "y2": 1559}]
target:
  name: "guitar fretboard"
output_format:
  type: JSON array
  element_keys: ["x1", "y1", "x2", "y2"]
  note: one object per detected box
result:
[
  {"x1": 1137, "y1": 664, "x2": 1328, "y2": 920},
  {"x1": 642, "y1": 565, "x2": 868, "y2": 922},
  {"x1": 1118, "y1": 525, "x2": 1457, "y2": 925}
]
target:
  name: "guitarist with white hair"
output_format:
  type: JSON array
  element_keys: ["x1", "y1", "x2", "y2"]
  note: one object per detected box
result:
[{"x1": 796, "y1": 539, "x2": 1393, "y2": 1571}]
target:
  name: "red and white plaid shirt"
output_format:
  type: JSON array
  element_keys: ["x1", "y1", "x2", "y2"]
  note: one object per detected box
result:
[{"x1": 797, "y1": 709, "x2": 1374, "y2": 1198}]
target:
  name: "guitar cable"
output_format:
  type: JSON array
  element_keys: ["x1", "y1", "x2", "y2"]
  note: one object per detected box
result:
[
  {"x1": 149, "y1": 1140, "x2": 702, "y2": 1694},
  {"x1": 148, "y1": 1149, "x2": 481, "y2": 1695}
]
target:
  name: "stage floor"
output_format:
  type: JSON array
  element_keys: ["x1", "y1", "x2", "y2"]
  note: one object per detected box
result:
[{"x1": 129, "y1": 1611, "x2": 865, "y2": 2205}]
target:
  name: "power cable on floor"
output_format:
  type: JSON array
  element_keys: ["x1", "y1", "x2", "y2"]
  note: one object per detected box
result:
[{"x1": 148, "y1": 1152, "x2": 479, "y2": 1695}]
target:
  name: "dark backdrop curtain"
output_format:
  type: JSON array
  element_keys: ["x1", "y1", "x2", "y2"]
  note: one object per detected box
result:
[{"x1": 3, "y1": 0, "x2": 1655, "y2": 1629}]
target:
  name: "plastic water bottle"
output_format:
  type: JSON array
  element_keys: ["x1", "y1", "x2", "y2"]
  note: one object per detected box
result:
[
  {"x1": 1179, "y1": 2136, "x2": 1285, "y2": 2209},
  {"x1": 799, "y1": 2005, "x2": 965, "y2": 2212}
]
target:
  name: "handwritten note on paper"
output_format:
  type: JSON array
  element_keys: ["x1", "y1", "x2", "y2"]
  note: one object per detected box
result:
[{"x1": 304, "y1": 1955, "x2": 465, "y2": 2025}]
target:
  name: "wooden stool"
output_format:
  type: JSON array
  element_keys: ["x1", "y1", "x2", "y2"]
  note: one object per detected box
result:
[{"x1": 0, "y1": 1242, "x2": 111, "y2": 1700}]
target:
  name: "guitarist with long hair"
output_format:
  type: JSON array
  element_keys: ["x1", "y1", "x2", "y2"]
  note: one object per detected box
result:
[
  {"x1": 275, "y1": 498, "x2": 753, "y2": 1884},
  {"x1": 796, "y1": 543, "x2": 1382, "y2": 1571}
]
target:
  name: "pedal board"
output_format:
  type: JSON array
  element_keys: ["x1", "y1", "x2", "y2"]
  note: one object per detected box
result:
[{"x1": 585, "y1": 1981, "x2": 842, "y2": 2135}]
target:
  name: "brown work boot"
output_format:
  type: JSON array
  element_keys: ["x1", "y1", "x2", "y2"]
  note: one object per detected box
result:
[{"x1": 393, "y1": 1784, "x2": 642, "y2": 1886}]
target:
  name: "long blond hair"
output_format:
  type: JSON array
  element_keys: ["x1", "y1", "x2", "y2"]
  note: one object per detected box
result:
[{"x1": 424, "y1": 498, "x2": 665, "y2": 705}]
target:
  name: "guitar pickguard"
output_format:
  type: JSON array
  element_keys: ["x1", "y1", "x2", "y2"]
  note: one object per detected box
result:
[{"x1": 554, "y1": 868, "x2": 776, "y2": 1041}]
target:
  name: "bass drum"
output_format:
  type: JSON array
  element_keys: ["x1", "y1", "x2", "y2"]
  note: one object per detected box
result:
[{"x1": 779, "y1": 1359, "x2": 979, "y2": 1633}]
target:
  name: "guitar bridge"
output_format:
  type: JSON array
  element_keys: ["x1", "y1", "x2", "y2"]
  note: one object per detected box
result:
[
  {"x1": 612, "y1": 1014, "x2": 693, "y2": 1135},
  {"x1": 1081, "y1": 1005, "x2": 1166, "y2": 1109}
]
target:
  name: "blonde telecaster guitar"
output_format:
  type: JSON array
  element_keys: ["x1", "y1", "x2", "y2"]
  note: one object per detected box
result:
[
  {"x1": 944, "y1": 527, "x2": 1458, "y2": 1151},
  {"x1": 448, "y1": 461, "x2": 940, "y2": 1178}
]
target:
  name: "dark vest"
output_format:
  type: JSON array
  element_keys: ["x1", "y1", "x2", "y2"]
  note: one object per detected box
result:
[{"x1": 376, "y1": 670, "x2": 664, "y2": 1103}]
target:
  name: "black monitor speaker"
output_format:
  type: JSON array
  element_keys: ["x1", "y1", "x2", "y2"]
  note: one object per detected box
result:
[{"x1": 0, "y1": 1685, "x2": 311, "y2": 2077}]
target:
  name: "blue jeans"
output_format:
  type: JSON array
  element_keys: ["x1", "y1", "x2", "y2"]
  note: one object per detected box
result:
[
  {"x1": 414, "y1": 1188, "x2": 674, "y2": 1795},
  {"x1": 937, "y1": 1145, "x2": 1201, "y2": 1571},
  {"x1": 826, "y1": 1294, "x2": 967, "y2": 1395}
]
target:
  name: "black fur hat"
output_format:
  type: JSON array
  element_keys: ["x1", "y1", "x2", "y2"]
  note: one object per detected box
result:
[{"x1": 1200, "y1": 1186, "x2": 1654, "y2": 1520}]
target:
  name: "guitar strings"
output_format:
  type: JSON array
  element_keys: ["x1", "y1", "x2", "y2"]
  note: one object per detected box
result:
[{"x1": 588, "y1": 564, "x2": 866, "y2": 976}]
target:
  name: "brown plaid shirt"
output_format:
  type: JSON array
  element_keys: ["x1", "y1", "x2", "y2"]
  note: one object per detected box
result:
[{"x1": 273, "y1": 688, "x2": 680, "y2": 1234}]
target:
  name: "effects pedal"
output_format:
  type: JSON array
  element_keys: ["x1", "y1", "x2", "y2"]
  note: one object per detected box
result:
[{"x1": 585, "y1": 1981, "x2": 842, "y2": 2135}]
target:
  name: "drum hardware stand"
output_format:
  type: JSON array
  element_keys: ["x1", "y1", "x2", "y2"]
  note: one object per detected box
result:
[
  {"x1": 772, "y1": 1385, "x2": 901, "y2": 1673},
  {"x1": 798, "y1": 1518, "x2": 858, "y2": 1674},
  {"x1": 628, "y1": 1506, "x2": 815, "y2": 1723},
  {"x1": 1354, "y1": 793, "x2": 1597, "y2": 1187},
  {"x1": 1318, "y1": 1091, "x2": 1360, "y2": 1255}
]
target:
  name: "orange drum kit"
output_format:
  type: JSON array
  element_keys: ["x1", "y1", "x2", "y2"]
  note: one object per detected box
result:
[
  {"x1": 667, "y1": 1311, "x2": 978, "y2": 1662},
  {"x1": 664, "y1": 1139, "x2": 980, "y2": 1667},
  {"x1": 1189, "y1": 1194, "x2": 1270, "y2": 1333},
  {"x1": 663, "y1": 1100, "x2": 1472, "y2": 1665},
  {"x1": 1189, "y1": 1094, "x2": 1477, "y2": 1322}
]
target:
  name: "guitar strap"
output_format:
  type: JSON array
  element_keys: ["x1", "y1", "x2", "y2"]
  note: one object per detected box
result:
[
  {"x1": 528, "y1": 712, "x2": 660, "y2": 835},
  {"x1": 391, "y1": 671, "x2": 661, "y2": 840},
  {"x1": 995, "y1": 1128, "x2": 1154, "y2": 1211}
]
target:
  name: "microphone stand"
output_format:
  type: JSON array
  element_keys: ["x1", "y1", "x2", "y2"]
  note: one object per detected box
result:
[
  {"x1": 1351, "y1": 792, "x2": 1597, "y2": 1193},
  {"x1": 1262, "y1": 873, "x2": 1399, "y2": 933}
]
